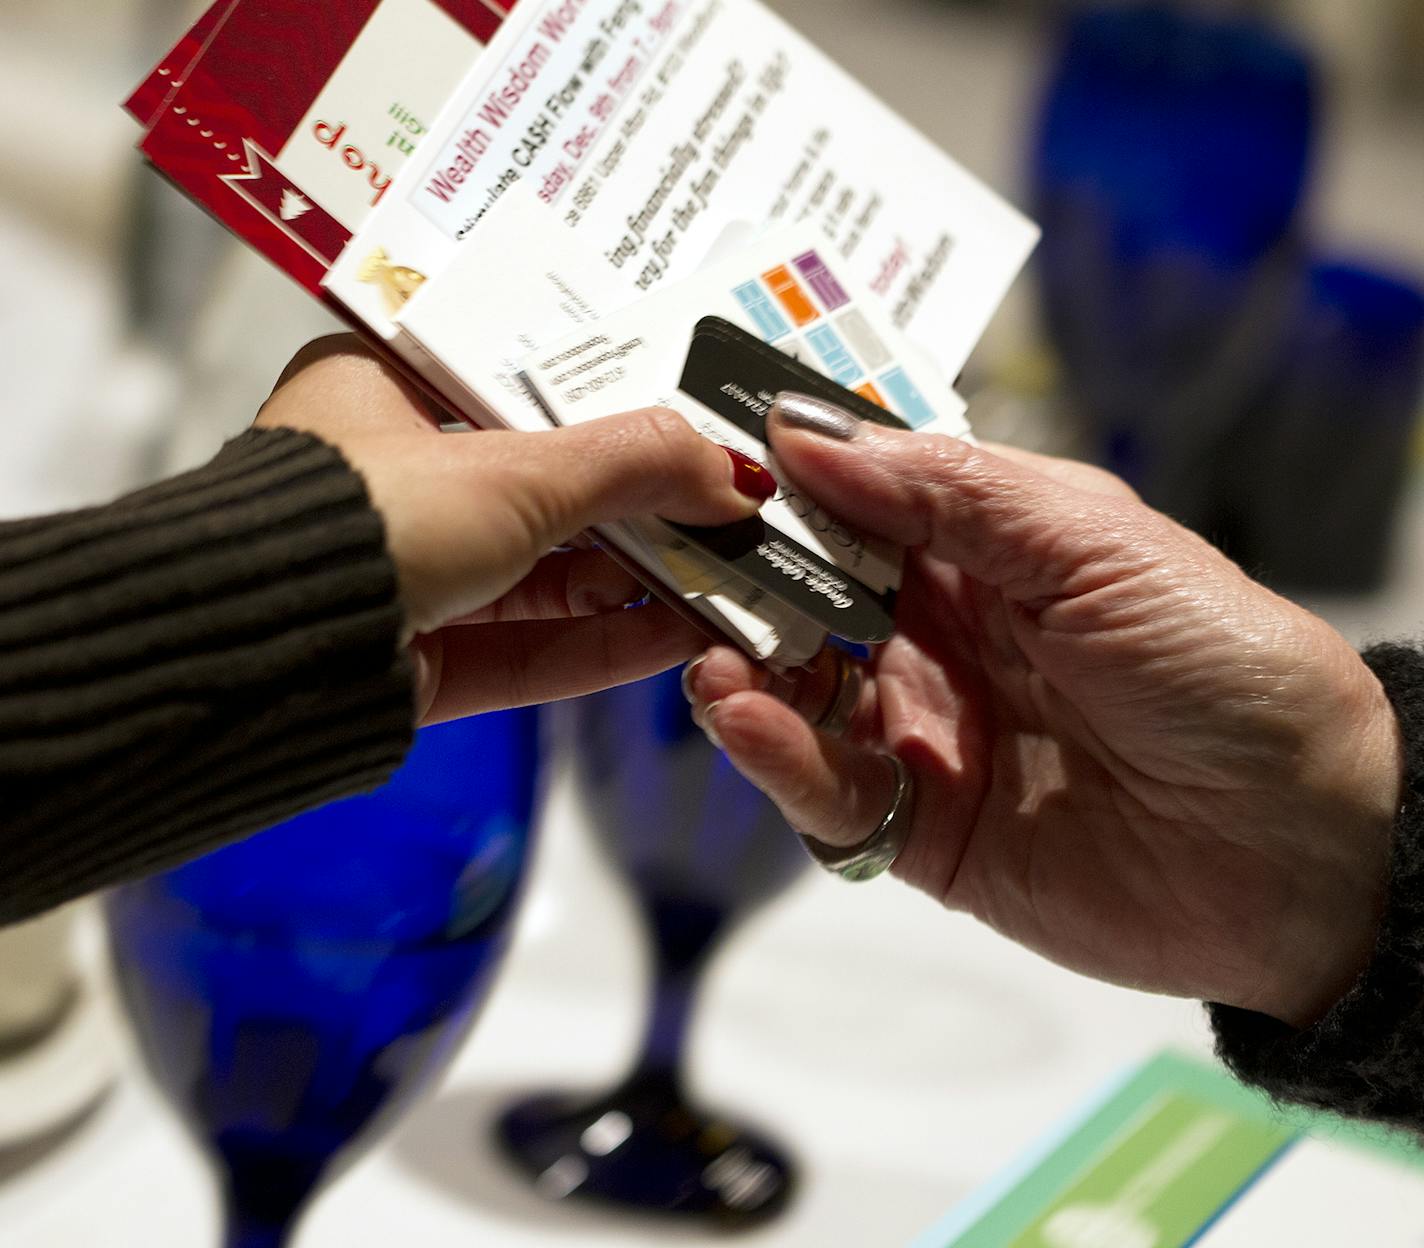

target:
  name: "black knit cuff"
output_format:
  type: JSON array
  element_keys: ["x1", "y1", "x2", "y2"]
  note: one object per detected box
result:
[
  {"x1": 0, "y1": 428, "x2": 415, "y2": 924},
  {"x1": 1210, "y1": 643, "x2": 1424, "y2": 1132}
]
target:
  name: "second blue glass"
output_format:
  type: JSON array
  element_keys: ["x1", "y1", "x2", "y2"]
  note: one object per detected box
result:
[{"x1": 498, "y1": 670, "x2": 807, "y2": 1228}]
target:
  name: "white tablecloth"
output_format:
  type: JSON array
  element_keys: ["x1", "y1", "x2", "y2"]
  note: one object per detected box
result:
[{"x1": 2, "y1": 758, "x2": 1232, "y2": 1248}]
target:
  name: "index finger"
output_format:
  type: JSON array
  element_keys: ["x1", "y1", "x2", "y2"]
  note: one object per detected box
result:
[{"x1": 487, "y1": 407, "x2": 772, "y2": 550}]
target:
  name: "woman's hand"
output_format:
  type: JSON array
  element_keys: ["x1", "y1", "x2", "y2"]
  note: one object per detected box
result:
[
  {"x1": 684, "y1": 395, "x2": 1402, "y2": 1030},
  {"x1": 258, "y1": 336, "x2": 771, "y2": 723}
]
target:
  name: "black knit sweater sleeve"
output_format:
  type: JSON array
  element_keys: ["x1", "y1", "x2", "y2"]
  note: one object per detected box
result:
[
  {"x1": 1211, "y1": 643, "x2": 1424, "y2": 1132},
  {"x1": 0, "y1": 428, "x2": 415, "y2": 925}
]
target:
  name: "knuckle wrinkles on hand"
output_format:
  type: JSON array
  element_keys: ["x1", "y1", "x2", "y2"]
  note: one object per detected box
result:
[
  {"x1": 915, "y1": 433, "x2": 974, "y2": 471},
  {"x1": 915, "y1": 443, "x2": 1005, "y2": 514},
  {"x1": 903, "y1": 439, "x2": 969, "y2": 497},
  {"x1": 509, "y1": 480, "x2": 565, "y2": 550},
  {"x1": 641, "y1": 407, "x2": 696, "y2": 462}
]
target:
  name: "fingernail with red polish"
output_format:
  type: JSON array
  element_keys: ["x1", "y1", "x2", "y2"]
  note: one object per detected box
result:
[{"x1": 723, "y1": 447, "x2": 778, "y2": 505}]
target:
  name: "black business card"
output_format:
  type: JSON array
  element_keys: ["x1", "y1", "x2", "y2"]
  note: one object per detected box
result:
[{"x1": 670, "y1": 316, "x2": 899, "y2": 644}]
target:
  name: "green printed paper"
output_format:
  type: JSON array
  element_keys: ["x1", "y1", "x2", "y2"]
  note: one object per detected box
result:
[
  {"x1": 1007, "y1": 1093, "x2": 1288, "y2": 1248},
  {"x1": 924, "y1": 1051, "x2": 1424, "y2": 1248}
]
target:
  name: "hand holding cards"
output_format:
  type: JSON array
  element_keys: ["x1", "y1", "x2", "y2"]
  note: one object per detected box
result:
[{"x1": 128, "y1": 0, "x2": 1038, "y2": 668}]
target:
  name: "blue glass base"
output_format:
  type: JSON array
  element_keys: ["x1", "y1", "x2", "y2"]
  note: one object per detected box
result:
[{"x1": 497, "y1": 1071, "x2": 794, "y2": 1229}]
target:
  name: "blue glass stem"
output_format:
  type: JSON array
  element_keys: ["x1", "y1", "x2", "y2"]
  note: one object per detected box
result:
[
  {"x1": 630, "y1": 895, "x2": 727, "y2": 1086},
  {"x1": 223, "y1": 1211, "x2": 293, "y2": 1248},
  {"x1": 220, "y1": 1159, "x2": 314, "y2": 1248}
]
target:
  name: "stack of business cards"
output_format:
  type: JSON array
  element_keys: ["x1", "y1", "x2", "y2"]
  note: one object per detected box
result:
[
  {"x1": 128, "y1": 0, "x2": 1038, "y2": 667},
  {"x1": 399, "y1": 207, "x2": 971, "y2": 664}
]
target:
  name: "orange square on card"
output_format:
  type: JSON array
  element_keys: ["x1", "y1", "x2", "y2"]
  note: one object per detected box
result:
[
  {"x1": 855, "y1": 382, "x2": 888, "y2": 410},
  {"x1": 762, "y1": 266, "x2": 819, "y2": 326}
]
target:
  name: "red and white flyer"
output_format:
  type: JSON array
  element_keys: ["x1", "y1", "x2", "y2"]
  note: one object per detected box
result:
[{"x1": 137, "y1": 0, "x2": 520, "y2": 296}]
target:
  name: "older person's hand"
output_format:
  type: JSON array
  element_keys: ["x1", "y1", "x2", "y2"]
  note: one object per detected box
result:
[
  {"x1": 684, "y1": 394, "x2": 1402, "y2": 1030},
  {"x1": 258, "y1": 336, "x2": 774, "y2": 723}
]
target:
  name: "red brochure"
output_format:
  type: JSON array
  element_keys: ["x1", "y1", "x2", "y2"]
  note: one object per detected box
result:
[
  {"x1": 124, "y1": 0, "x2": 237, "y2": 127},
  {"x1": 135, "y1": 0, "x2": 519, "y2": 295}
]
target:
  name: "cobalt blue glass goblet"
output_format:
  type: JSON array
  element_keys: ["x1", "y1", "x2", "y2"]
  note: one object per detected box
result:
[
  {"x1": 106, "y1": 710, "x2": 540, "y2": 1248},
  {"x1": 497, "y1": 670, "x2": 805, "y2": 1228},
  {"x1": 1031, "y1": 4, "x2": 1316, "y2": 524},
  {"x1": 1229, "y1": 258, "x2": 1424, "y2": 593}
]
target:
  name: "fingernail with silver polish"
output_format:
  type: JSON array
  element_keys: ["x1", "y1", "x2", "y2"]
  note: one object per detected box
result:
[
  {"x1": 699, "y1": 701, "x2": 725, "y2": 750},
  {"x1": 681, "y1": 656, "x2": 707, "y2": 706},
  {"x1": 770, "y1": 392, "x2": 861, "y2": 441}
]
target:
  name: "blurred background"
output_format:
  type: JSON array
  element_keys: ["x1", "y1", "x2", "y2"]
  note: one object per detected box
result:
[{"x1": 1, "y1": 1, "x2": 1421, "y2": 1245}]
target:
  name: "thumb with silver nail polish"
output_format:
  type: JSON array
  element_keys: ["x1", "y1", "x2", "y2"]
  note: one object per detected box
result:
[{"x1": 768, "y1": 392, "x2": 863, "y2": 442}]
